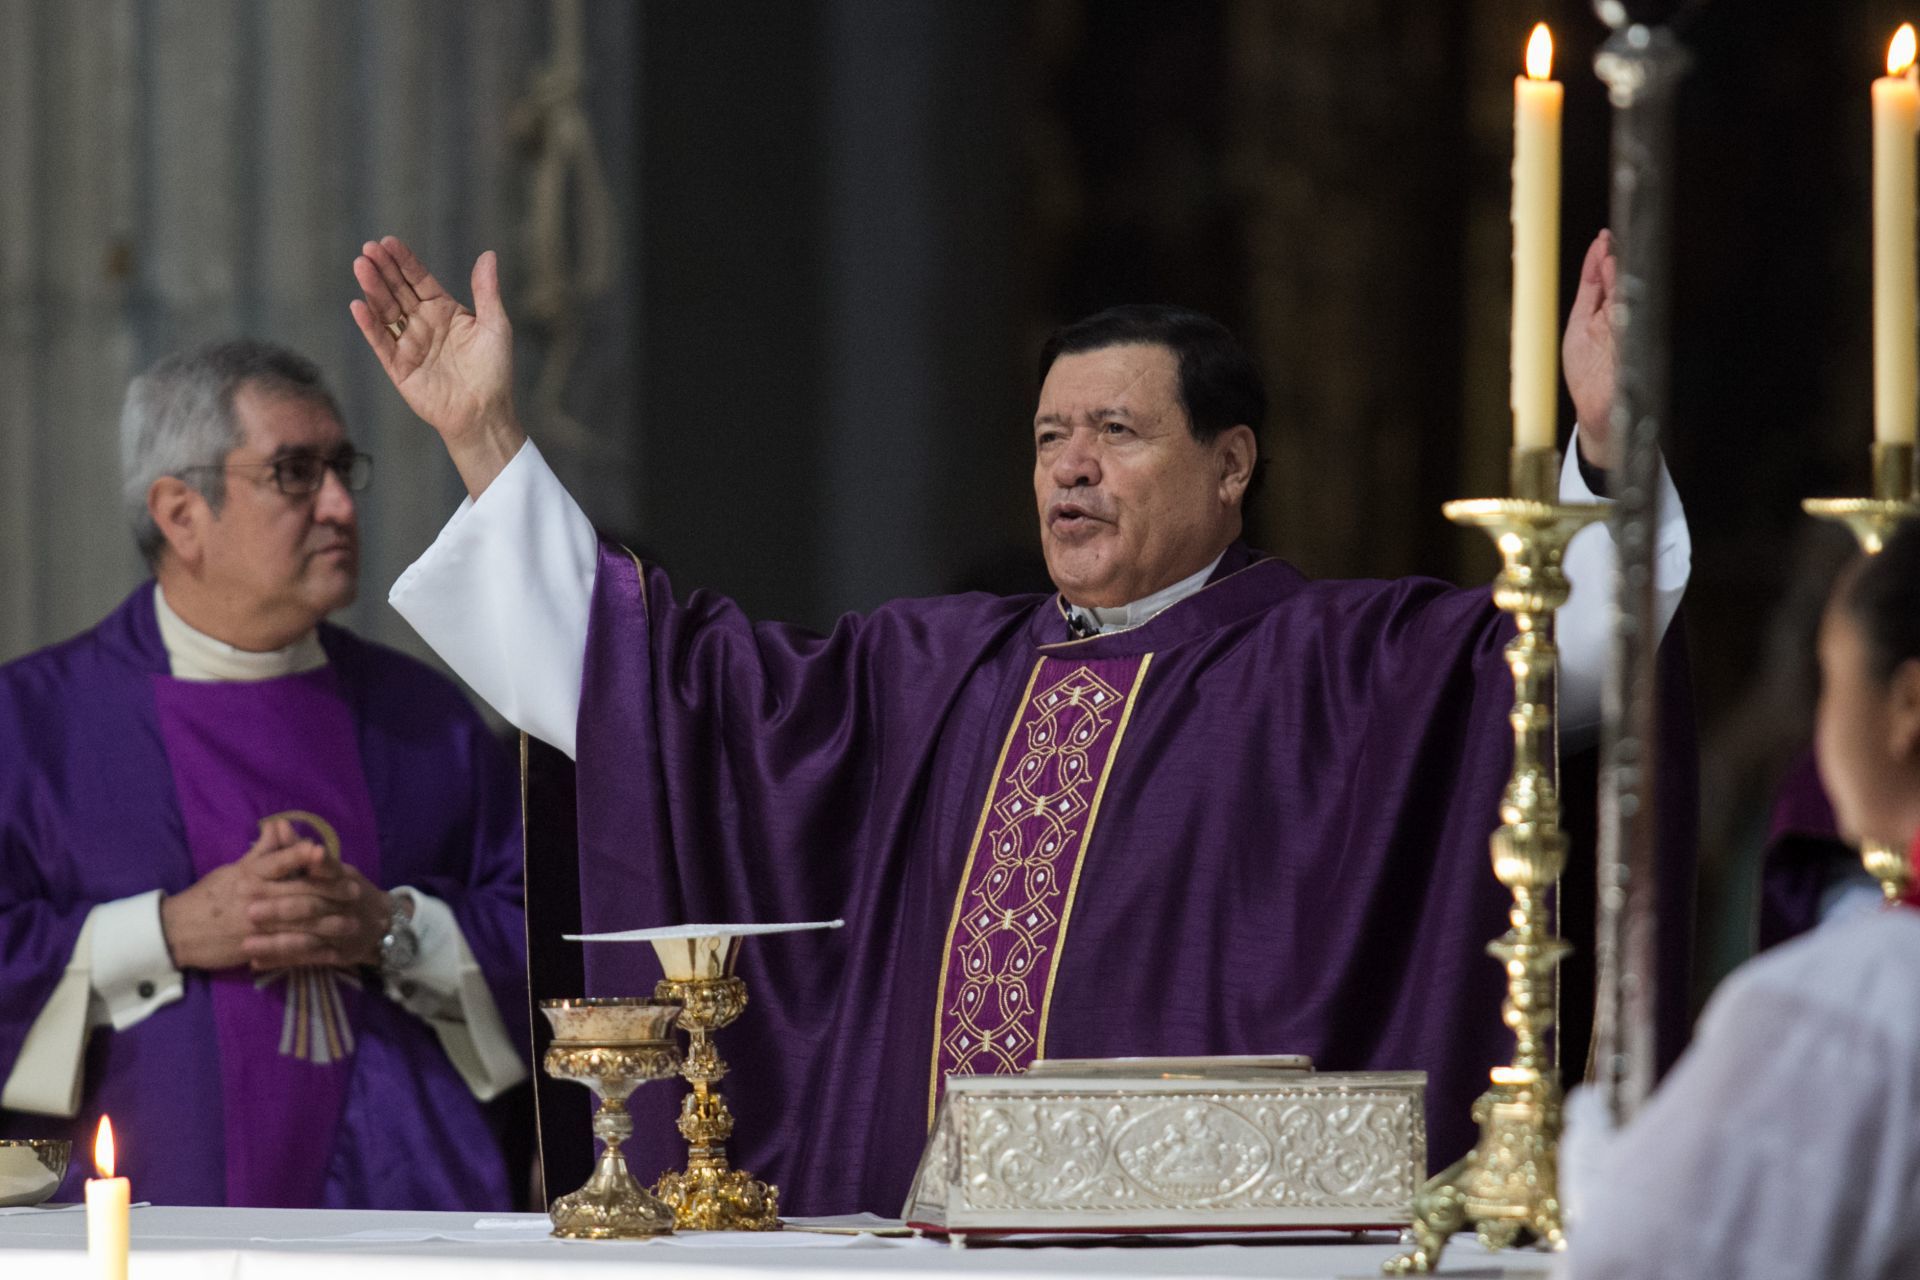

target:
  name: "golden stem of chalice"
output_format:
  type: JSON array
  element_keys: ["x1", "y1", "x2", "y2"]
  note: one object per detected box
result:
[
  {"x1": 1387, "y1": 448, "x2": 1605, "y2": 1274},
  {"x1": 539, "y1": 997, "x2": 684, "y2": 1239},
  {"x1": 1804, "y1": 440, "x2": 1920, "y2": 902},
  {"x1": 649, "y1": 934, "x2": 781, "y2": 1231}
]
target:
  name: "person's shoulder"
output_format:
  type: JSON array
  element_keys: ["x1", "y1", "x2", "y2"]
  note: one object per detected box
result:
[
  {"x1": 0, "y1": 591, "x2": 149, "y2": 704},
  {"x1": 1714, "y1": 909, "x2": 1920, "y2": 1037},
  {"x1": 1257, "y1": 565, "x2": 1491, "y2": 642}
]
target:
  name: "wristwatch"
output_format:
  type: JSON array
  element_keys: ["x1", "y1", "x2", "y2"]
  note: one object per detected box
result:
[{"x1": 379, "y1": 892, "x2": 419, "y2": 975}]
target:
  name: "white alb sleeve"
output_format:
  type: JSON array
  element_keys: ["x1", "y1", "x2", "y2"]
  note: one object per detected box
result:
[
  {"x1": 2, "y1": 892, "x2": 187, "y2": 1118},
  {"x1": 1555, "y1": 427, "x2": 1691, "y2": 742},
  {"x1": 88, "y1": 890, "x2": 186, "y2": 1030},
  {"x1": 0, "y1": 917, "x2": 96, "y2": 1117},
  {"x1": 379, "y1": 888, "x2": 528, "y2": 1102},
  {"x1": 389, "y1": 439, "x2": 598, "y2": 760}
]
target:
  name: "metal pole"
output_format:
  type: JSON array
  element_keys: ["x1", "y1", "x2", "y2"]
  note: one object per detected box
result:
[{"x1": 1591, "y1": 20, "x2": 1689, "y2": 1125}]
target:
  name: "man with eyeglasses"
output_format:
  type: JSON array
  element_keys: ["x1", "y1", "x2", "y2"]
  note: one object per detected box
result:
[{"x1": 0, "y1": 341, "x2": 529, "y2": 1211}]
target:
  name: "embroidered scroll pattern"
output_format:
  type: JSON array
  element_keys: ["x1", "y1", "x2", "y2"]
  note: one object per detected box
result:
[{"x1": 937, "y1": 657, "x2": 1142, "y2": 1084}]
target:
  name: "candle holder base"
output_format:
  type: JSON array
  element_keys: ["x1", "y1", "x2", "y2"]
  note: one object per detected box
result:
[{"x1": 1384, "y1": 1073, "x2": 1564, "y2": 1275}]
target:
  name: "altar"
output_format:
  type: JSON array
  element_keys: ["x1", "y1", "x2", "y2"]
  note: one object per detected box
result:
[{"x1": 0, "y1": 1206, "x2": 1557, "y2": 1280}]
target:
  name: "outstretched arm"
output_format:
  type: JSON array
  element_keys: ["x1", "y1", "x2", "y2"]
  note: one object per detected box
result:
[{"x1": 350, "y1": 237, "x2": 526, "y2": 499}]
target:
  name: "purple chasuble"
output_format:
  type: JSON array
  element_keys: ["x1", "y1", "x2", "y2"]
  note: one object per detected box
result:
[
  {"x1": 151, "y1": 669, "x2": 380, "y2": 1208},
  {"x1": 0, "y1": 586, "x2": 527, "y2": 1210},
  {"x1": 567, "y1": 541, "x2": 1697, "y2": 1216}
]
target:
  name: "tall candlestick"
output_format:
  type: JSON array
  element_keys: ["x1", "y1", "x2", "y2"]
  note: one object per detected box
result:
[
  {"x1": 1511, "y1": 23, "x2": 1564, "y2": 454},
  {"x1": 85, "y1": 1117, "x2": 128, "y2": 1280},
  {"x1": 1875, "y1": 24, "x2": 1920, "y2": 445}
]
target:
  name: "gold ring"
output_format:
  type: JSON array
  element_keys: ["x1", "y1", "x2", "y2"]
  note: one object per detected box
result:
[{"x1": 385, "y1": 317, "x2": 407, "y2": 340}]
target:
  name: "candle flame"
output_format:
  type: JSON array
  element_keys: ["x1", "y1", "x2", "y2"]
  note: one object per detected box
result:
[
  {"x1": 1526, "y1": 24, "x2": 1554, "y2": 81},
  {"x1": 93, "y1": 1115, "x2": 115, "y2": 1179},
  {"x1": 1891, "y1": 24, "x2": 1917, "y2": 77}
]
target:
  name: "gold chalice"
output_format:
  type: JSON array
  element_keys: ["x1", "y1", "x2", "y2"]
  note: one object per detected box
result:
[
  {"x1": 648, "y1": 932, "x2": 779, "y2": 1231},
  {"x1": 0, "y1": 1139, "x2": 69, "y2": 1207},
  {"x1": 562, "y1": 919, "x2": 844, "y2": 1232},
  {"x1": 538, "y1": 997, "x2": 683, "y2": 1239}
]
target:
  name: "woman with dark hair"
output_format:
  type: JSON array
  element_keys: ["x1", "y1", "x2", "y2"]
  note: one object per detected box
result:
[{"x1": 1567, "y1": 522, "x2": 1920, "y2": 1279}]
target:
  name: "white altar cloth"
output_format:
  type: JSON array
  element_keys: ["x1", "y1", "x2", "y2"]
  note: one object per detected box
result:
[{"x1": 0, "y1": 1205, "x2": 1557, "y2": 1279}]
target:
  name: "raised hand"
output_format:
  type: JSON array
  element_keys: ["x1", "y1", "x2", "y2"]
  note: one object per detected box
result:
[
  {"x1": 350, "y1": 237, "x2": 527, "y2": 497},
  {"x1": 1563, "y1": 229, "x2": 1618, "y2": 470}
]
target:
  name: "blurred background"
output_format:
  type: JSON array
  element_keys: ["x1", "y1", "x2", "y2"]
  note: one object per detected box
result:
[{"x1": 0, "y1": 0, "x2": 1900, "y2": 999}]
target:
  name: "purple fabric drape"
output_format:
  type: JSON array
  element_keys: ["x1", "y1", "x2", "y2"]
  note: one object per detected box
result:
[
  {"x1": 0, "y1": 586, "x2": 527, "y2": 1210},
  {"x1": 569, "y1": 541, "x2": 1696, "y2": 1216}
]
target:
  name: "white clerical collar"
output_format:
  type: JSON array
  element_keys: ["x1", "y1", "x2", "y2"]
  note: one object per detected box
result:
[
  {"x1": 1066, "y1": 551, "x2": 1225, "y2": 636},
  {"x1": 153, "y1": 583, "x2": 328, "y2": 682}
]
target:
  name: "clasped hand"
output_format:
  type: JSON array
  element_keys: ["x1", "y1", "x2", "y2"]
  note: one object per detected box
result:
[{"x1": 158, "y1": 818, "x2": 393, "y2": 973}]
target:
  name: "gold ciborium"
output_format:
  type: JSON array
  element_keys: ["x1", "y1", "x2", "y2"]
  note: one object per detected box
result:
[
  {"x1": 648, "y1": 932, "x2": 780, "y2": 1231},
  {"x1": 539, "y1": 997, "x2": 684, "y2": 1238},
  {"x1": 1387, "y1": 447, "x2": 1605, "y2": 1274},
  {"x1": 1805, "y1": 440, "x2": 1920, "y2": 902}
]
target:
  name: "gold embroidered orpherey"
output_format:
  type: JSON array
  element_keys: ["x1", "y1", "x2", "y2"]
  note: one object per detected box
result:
[
  {"x1": 254, "y1": 809, "x2": 359, "y2": 1063},
  {"x1": 929, "y1": 654, "x2": 1151, "y2": 1121}
]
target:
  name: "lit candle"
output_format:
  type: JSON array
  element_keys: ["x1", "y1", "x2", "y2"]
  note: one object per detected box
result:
[
  {"x1": 1511, "y1": 22, "x2": 1563, "y2": 454},
  {"x1": 85, "y1": 1117, "x2": 128, "y2": 1280},
  {"x1": 1874, "y1": 23, "x2": 1920, "y2": 445}
]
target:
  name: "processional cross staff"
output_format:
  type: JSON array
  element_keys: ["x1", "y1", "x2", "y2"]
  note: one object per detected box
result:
[{"x1": 1589, "y1": 0, "x2": 1695, "y2": 1131}]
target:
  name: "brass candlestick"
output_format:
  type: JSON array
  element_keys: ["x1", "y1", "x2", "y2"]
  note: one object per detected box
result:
[
  {"x1": 539, "y1": 998, "x2": 684, "y2": 1239},
  {"x1": 650, "y1": 933, "x2": 781, "y2": 1231},
  {"x1": 1804, "y1": 440, "x2": 1920, "y2": 900},
  {"x1": 1387, "y1": 448, "x2": 1605, "y2": 1275}
]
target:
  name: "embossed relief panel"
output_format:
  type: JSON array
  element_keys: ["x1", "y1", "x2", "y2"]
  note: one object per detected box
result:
[{"x1": 957, "y1": 1090, "x2": 1423, "y2": 1214}]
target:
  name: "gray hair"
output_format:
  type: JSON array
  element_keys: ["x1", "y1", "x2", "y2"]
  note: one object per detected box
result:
[{"x1": 121, "y1": 340, "x2": 344, "y2": 565}]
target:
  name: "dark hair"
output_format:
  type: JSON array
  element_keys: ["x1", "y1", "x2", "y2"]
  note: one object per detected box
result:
[
  {"x1": 1840, "y1": 520, "x2": 1920, "y2": 682},
  {"x1": 1037, "y1": 304, "x2": 1268, "y2": 499}
]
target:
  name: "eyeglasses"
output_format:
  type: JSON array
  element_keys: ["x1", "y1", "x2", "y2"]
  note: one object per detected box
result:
[{"x1": 182, "y1": 450, "x2": 374, "y2": 497}]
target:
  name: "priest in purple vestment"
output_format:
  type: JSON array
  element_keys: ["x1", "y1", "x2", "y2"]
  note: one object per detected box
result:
[
  {"x1": 353, "y1": 231, "x2": 1693, "y2": 1216},
  {"x1": 0, "y1": 341, "x2": 529, "y2": 1210}
]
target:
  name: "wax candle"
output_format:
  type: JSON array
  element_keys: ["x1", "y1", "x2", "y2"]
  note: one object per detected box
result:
[
  {"x1": 85, "y1": 1116, "x2": 128, "y2": 1280},
  {"x1": 1874, "y1": 23, "x2": 1920, "y2": 445},
  {"x1": 1511, "y1": 22, "x2": 1563, "y2": 454}
]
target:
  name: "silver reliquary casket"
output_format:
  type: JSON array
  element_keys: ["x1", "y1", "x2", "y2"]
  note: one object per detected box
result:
[{"x1": 903, "y1": 1057, "x2": 1425, "y2": 1238}]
